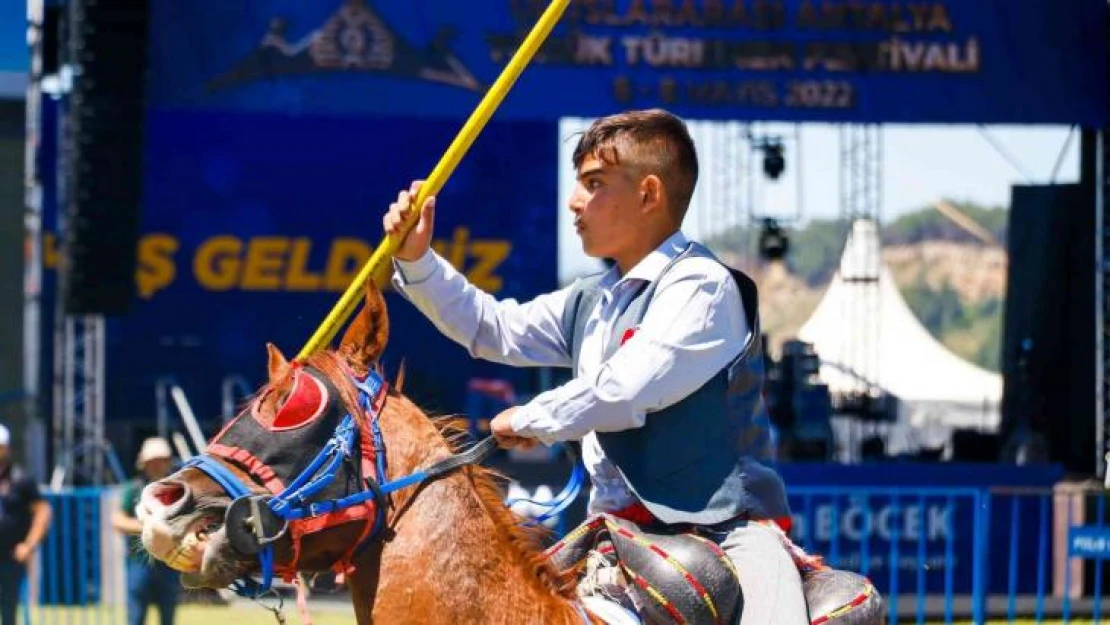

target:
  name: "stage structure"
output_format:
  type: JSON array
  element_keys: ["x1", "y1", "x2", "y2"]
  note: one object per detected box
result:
[
  {"x1": 26, "y1": 0, "x2": 111, "y2": 486},
  {"x1": 26, "y1": 0, "x2": 148, "y2": 485},
  {"x1": 834, "y1": 125, "x2": 887, "y2": 424},
  {"x1": 1100, "y1": 130, "x2": 1109, "y2": 478},
  {"x1": 24, "y1": 0, "x2": 1110, "y2": 478}
]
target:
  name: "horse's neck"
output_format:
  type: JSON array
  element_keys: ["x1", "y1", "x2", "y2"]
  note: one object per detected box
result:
[{"x1": 352, "y1": 406, "x2": 591, "y2": 624}]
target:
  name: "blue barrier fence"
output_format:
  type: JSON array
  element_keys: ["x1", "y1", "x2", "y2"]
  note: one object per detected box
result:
[
  {"x1": 20, "y1": 483, "x2": 1109, "y2": 624},
  {"x1": 786, "y1": 484, "x2": 1108, "y2": 623},
  {"x1": 23, "y1": 488, "x2": 125, "y2": 625}
]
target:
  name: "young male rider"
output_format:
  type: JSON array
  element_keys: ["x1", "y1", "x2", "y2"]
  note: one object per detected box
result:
[{"x1": 383, "y1": 109, "x2": 807, "y2": 624}]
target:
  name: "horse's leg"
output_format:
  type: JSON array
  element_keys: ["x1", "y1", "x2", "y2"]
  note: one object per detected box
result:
[{"x1": 349, "y1": 543, "x2": 385, "y2": 625}]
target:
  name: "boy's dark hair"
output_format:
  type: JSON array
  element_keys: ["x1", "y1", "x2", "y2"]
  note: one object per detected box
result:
[{"x1": 572, "y1": 109, "x2": 699, "y2": 218}]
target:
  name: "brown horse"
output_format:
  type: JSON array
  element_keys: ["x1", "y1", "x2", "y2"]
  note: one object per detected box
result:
[
  {"x1": 135, "y1": 282, "x2": 883, "y2": 624},
  {"x1": 136, "y1": 284, "x2": 599, "y2": 624}
]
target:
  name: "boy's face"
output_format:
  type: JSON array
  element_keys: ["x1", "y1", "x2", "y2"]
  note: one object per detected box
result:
[{"x1": 569, "y1": 153, "x2": 644, "y2": 263}]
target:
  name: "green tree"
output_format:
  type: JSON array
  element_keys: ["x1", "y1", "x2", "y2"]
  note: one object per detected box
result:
[
  {"x1": 903, "y1": 278, "x2": 963, "y2": 331},
  {"x1": 786, "y1": 219, "x2": 847, "y2": 286},
  {"x1": 901, "y1": 276, "x2": 1004, "y2": 371},
  {"x1": 883, "y1": 200, "x2": 1008, "y2": 246}
]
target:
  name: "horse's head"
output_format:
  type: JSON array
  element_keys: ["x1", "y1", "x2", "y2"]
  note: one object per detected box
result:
[{"x1": 136, "y1": 283, "x2": 397, "y2": 590}]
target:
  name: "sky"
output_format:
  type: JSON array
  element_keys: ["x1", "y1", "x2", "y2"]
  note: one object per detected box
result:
[{"x1": 556, "y1": 121, "x2": 1081, "y2": 283}]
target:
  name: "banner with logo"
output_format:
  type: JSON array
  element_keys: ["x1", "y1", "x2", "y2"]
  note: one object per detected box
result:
[
  {"x1": 147, "y1": 0, "x2": 1106, "y2": 125},
  {"x1": 510, "y1": 460, "x2": 1065, "y2": 595},
  {"x1": 38, "y1": 109, "x2": 560, "y2": 429},
  {"x1": 0, "y1": 0, "x2": 26, "y2": 98}
]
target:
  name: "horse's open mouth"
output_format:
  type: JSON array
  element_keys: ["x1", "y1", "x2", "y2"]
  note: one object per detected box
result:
[
  {"x1": 176, "y1": 522, "x2": 251, "y2": 589},
  {"x1": 159, "y1": 516, "x2": 222, "y2": 571},
  {"x1": 141, "y1": 513, "x2": 246, "y2": 588}
]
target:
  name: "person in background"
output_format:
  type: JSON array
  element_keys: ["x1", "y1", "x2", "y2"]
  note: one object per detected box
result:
[
  {"x1": 0, "y1": 423, "x2": 51, "y2": 625},
  {"x1": 112, "y1": 438, "x2": 180, "y2": 625}
]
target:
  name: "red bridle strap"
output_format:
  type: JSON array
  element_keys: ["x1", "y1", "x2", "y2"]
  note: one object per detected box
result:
[{"x1": 205, "y1": 444, "x2": 286, "y2": 495}]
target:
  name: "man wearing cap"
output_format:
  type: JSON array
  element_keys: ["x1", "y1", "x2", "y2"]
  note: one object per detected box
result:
[
  {"x1": 112, "y1": 438, "x2": 180, "y2": 625},
  {"x1": 0, "y1": 423, "x2": 51, "y2": 625}
]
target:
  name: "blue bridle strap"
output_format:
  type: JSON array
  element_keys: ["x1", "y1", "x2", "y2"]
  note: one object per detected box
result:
[
  {"x1": 178, "y1": 370, "x2": 387, "y2": 599},
  {"x1": 267, "y1": 416, "x2": 359, "y2": 517},
  {"x1": 185, "y1": 454, "x2": 252, "y2": 499},
  {"x1": 506, "y1": 460, "x2": 586, "y2": 527},
  {"x1": 181, "y1": 368, "x2": 581, "y2": 599},
  {"x1": 183, "y1": 454, "x2": 278, "y2": 595}
]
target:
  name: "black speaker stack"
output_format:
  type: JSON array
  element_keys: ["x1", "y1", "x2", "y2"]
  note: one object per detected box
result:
[
  {"x1": 998, "y1": 132, "x2": 1099, "y2": 474},
  {"x1": 60, "y1": 0, "x2": 151, "y2": 316}
]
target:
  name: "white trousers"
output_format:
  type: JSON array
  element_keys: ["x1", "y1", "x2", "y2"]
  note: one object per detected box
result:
[{"x1": 701, "y1": 520, "x2": 810, "y2": 625}]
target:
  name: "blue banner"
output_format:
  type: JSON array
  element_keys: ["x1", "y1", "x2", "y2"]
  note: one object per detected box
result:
[
  {"x1": 778, "y1": 463, "x2": 1064, "y2": 595},
  {"x1": 530, "y1": 461, "x2": 1065, "y2": 595},
  {"x1": 0, "y1": 1, "x2": 25, "y2": 73},
  {"x1": 0, "y1": 0, "x2": 27, "y2": 97},
  {"x1": 1069, "y1": 526, "x2": 1110, "y2": 559},
  {"x1": 39, "y1": 109, "x2": 560, "y2": 429},
  {"x1": 148, "y1": 0, "x2": 1106, "y2": 125}
]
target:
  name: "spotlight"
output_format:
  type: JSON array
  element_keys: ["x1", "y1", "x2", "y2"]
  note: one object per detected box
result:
[
  {"x1": 761, "y1": 142, "x2": 785, "y2": 180},
  {"x1": 758, "y1": 218, "x2": 789, "y2": 261}
]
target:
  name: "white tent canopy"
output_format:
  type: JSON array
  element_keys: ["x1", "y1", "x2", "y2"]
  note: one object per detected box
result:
[{"x1": 797, "y1": 220, "x2": 1002, "y2": 433}]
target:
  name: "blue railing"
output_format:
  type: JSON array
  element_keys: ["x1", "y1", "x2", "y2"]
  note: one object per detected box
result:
[
  {"x1": 789, "y1": 486, "x2": 986, "y2": 624},
  {"x1": 20, "y1": 483, "x2": 1110, "y2": 624},
  {"x1": 24, "y1": 488, "x2": 124, "y2": 625},
  {"x1": 787, "y1": 484, "x2": 1108, "y2": 624}
]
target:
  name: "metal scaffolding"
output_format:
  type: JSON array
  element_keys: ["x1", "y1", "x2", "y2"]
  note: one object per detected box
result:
[
  {"x1": 1098, "y1": 129, "x2": 1109, "y2": 482},
  {"x1": 23, "y1": 0, "x2": 47, "y2": 481},
  {"x1": 52, "y1": 315, "x2": 109, "y2": 486},
  {"x1": 29, "y1": 0, "x2": 113, "y2": 487},
  {"x1": 836, "y1": 124, "x2": 883, "y2": 399}
]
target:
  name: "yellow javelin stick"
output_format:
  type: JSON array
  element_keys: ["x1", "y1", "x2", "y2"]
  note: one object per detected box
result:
[{"x1": 297, "y1": 0, "x2": 570, "y2": 361}]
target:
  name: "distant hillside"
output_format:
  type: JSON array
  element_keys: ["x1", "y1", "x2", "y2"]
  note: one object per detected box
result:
[
  {"x1": 707, "y1": 201, "x2": 1008, "y2": 371},
  {"x1": 886, "y1": 241, "x2": 1006, "y2": 370},
  {"x1": 883, "y1": 201, "x2": 1008, "y2": 247}
]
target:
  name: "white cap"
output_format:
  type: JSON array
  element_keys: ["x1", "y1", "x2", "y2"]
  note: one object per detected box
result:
[
  {"x1": 0, "y1": 424, "x2": 10, "y2": 446},
  {"x1": 136, "y1": 437, "x2": 173, "y2": 469}
]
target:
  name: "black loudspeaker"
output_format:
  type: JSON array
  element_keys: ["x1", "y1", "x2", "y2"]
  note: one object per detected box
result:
[
  {"x1": 40, "y1": 5, "x2": 66, "y2": 76},
  {"x1": 1001, "y1": 182, "x2": 1095, "y2": 474},
  {"x1": 951, "y1": 430, "x2": 1003, "y2": 463},
  {"x1": 61, "y1": 0, "x2": 150, "y2": 316}
]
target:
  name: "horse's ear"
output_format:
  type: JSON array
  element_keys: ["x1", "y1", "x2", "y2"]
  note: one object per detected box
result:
[
  {"x1": 339, "y1": 281, "x2": 389, "y2": 372},
  {"x1": 267, "y1": 342, "x2": 291, "y2": 381},
  {"x1": 394, "y1": 358, "x2": 407, "y2": 393}
]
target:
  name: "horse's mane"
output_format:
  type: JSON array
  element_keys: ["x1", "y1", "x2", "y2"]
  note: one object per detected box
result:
[
  {"x1": 436, "y1": 416, "x2": 578, "y2": 598},
  {"x1": 303, "y1": 350, "x2": 577, "y2": 600}
]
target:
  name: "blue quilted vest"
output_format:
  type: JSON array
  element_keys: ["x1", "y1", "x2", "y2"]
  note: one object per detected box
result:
[{"x1": 560, "y1": 242, "x2": 790, "y2": 526}]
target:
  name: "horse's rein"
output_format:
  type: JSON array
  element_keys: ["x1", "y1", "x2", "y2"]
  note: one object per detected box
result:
[
  {"x1": 184, "y1": 368, "x2": 502, "y2": 594},
  {"x1": 183, "y1": 362, "x2": 582, "y2": 625},
  {"x1": 377, "y1": 435, "x2": 506, "y2": 540}
]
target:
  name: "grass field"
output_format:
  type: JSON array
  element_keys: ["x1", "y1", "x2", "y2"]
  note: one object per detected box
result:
[
  {"x1": 26, "y1": 603, "x2": 356, "y2": 625},
  {"x1": 17, "y1": 603, "x2": 1103, "y2": 625}
]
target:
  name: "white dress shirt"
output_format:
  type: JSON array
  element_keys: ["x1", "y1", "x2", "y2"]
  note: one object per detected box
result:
[{"x1": 392, "y1": 231, "x2": 750, "y2": 514}]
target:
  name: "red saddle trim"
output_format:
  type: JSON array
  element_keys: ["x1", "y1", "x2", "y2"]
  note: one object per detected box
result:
[
  {"x1": 613, "y1": 525, "x2": 719, "y2": 621},
  {"x1": 627, "y1": 571, "x2": 686, "y2": 624},
  {"x1": 809, "y1": 584, "x2": 876, "y2": 625},
  {"x1": 611, "y1": 501, "x2": 793, "y2": 534}
]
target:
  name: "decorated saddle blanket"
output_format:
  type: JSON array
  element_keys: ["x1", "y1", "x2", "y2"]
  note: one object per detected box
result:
[{"x1": 545, "y1": 514, "x2": 884, "y2": 625}]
